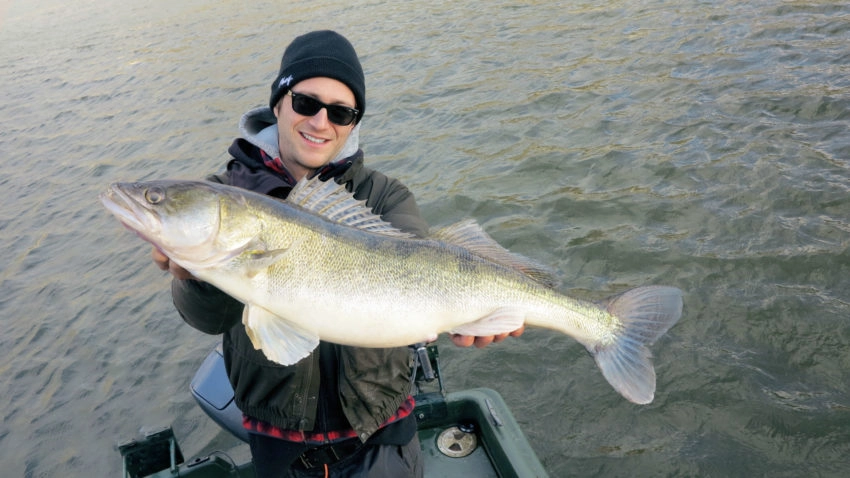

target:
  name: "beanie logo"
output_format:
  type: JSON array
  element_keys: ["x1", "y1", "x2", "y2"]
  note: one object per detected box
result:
[{"x1": 278, "y1": 75, "x2": 294, "y2": 88}]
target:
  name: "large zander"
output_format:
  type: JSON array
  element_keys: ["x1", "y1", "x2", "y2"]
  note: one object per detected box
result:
[{"x1": 100, "y1": 177, "x2": 682, "y2": 404}]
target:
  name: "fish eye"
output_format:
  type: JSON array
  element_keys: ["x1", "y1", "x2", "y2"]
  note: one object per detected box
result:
[{"x1": 144, "y1": 187, "x2": 166, "y2": 204}]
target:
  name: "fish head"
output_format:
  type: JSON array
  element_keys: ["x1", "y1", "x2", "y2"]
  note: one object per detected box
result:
[{"x1": 100, "y1": 180, "x2": 258, "y2": 269}]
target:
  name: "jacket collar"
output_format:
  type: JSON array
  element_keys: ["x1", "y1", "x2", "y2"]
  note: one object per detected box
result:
[{"x1": 226, "y1": 139, "x2": 364, "y2": 199}]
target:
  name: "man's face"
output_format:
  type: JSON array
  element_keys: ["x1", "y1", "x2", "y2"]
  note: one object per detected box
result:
[{"x1": 273, "y1": 76, "x2": 357, "y2": 180}]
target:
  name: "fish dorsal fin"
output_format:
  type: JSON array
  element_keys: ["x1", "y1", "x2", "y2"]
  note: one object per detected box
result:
[
  {"x1": 433, "y1": 219, "x2": 560, "y2": 288},
  {"x1": 288, "y1": 176, "x2": 414, "y2": 238}
]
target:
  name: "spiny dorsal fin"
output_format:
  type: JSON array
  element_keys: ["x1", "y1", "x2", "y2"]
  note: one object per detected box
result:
[
  {"x1": 432, "y1": 219, "x2": 560, "y2": 288},
  {"x1": 288, "y1": 176, "x2": 414, "y2": 238}
]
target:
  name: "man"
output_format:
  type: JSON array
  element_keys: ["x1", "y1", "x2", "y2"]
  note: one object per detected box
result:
[{"x1": 152, "y1": 30, "x2": 522, "y2": 477}]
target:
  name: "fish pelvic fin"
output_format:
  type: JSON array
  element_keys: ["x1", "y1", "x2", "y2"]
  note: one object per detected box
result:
[
  {"x1": 591, "y1": 286, "x2": 683, "y2": 404},
  {"x1": 242, "y1": 305, "x2": 320, "y2": 365}
]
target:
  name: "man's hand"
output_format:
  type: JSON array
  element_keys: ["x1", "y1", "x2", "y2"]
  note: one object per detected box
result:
[
  {"x1": 450, "y1": 326, "x2": 525, "y2": 348},
  {"x1": 152, "y1": 247, "x2": 196, "y2": 280}
]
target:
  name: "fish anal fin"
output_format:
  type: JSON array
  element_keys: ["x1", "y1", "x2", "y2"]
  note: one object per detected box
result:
[
  {"x1": 242, "y1": 305, "x2": 319, "y2": 365},
  {"x1": 433, "y1": 220, "x2": 560, "y2": 288},
  {"x1": 449, "y1": 307, "x2": 526, "y2": 337}
]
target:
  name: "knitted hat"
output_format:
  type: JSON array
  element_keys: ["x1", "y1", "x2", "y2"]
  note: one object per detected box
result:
[{"x1": 269, "y1": 30, "x2": 366, "y2": 123}]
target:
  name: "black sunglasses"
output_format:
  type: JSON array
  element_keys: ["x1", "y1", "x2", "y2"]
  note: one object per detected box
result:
[{"x1": 288, "y1": 91, "x2": 359, "y2": 126}]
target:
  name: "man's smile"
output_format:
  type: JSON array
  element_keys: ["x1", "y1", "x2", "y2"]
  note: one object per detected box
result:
[{"x1": 301, "y1": 132, "x2": 328, "y2": 144}]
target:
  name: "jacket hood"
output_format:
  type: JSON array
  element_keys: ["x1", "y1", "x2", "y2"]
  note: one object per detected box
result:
[{"x1": 238, "y1": 106, "x2": 361, "y2": 163}]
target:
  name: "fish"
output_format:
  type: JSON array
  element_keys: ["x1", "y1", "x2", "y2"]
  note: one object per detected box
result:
[{"x1": 100, "y1": 177, "x2": 683, "y2": 404}]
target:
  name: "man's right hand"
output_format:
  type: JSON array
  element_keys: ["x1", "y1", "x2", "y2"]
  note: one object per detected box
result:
[{"x1": 152, "y1": 247, "x2": 196, "y2": 280}]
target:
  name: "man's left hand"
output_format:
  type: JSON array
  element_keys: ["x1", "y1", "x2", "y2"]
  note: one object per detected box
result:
[{"x1": 450, "y1": 326, "x2": 525, "y2": 348}]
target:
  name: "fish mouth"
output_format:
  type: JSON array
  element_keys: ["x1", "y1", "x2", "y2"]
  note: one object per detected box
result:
[{"x1": 99, "y1": 184, "x2": 160, "y2": 245}]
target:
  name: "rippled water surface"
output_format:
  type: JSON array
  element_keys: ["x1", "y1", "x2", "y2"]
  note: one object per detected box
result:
[{"x1": 2, "y1": 0, "x2": 849, "y2": 476}]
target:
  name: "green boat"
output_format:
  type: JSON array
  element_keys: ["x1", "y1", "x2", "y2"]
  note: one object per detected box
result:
[{"x1": 118, "y1": 344, "x2": 549, "y2": 477}]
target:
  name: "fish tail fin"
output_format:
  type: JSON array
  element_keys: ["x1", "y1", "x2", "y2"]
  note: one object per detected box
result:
[{"x1": 591, "y1": 286, "x2": 683, "y2": 404}]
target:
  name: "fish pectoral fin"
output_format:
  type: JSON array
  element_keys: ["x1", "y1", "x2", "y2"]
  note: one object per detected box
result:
[
  {"x1": 241, "y1": 247, "x2": 290, "y2": 278},
  {"x1": 449, "y1": 308, "x2": 526, "y2": 337},
  {"x1": 242, "y1": 305, "x2": 319, "y2": 365}
]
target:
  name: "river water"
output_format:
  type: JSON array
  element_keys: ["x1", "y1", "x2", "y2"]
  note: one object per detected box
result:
[{"x1": 2, "y1": 0, "x2": 849, "y2": 476}]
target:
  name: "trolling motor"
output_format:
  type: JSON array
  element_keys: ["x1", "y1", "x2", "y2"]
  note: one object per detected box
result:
[
  {"x1": 188, "y1": 345, "x2": 249, "y2": 442},
  {"x1": 410, "y1": 342, "x2": 444, "y2": 396}
]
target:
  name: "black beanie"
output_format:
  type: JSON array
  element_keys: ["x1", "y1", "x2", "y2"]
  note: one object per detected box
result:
[{"x1": 269, "y1": 30, "x2": 366, "y2": 123}]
